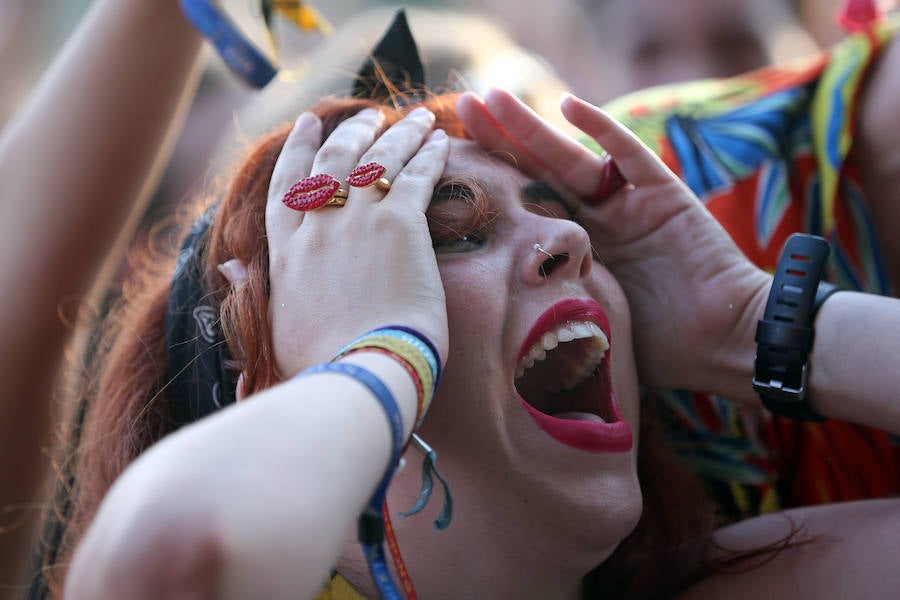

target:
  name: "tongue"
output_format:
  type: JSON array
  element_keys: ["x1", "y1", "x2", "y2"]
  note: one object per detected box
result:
[{"x1": 551, "y1": 411, "x2": 607, "y2": 423}]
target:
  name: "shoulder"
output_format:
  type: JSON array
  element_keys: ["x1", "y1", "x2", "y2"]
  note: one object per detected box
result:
[
  {"x1": 856, "y1": 26, "x2": 900, "y2": 164},
  {"x1": 676, "y1": 499, "x2": 900, "y2": 599}
]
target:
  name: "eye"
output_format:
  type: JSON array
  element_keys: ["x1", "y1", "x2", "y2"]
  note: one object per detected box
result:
[
  {"x1": 427, "y1": 181, "x2": 492, "y2": 254},
  {"x1": 432, "y1": 232, "x2": 486, "y2": 253}
]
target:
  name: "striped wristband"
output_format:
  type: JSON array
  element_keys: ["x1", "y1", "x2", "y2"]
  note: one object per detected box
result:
[{"x1": 334, "y1": 327, "x2": 441, "y2": 429}]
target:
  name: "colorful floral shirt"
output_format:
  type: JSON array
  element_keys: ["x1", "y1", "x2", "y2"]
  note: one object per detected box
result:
[{"x1": 597, "y1": 16, "x2": 900, "y2": 520}]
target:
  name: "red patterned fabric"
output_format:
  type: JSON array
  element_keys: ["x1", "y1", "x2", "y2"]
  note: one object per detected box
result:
[{"x1": 597, "y1": 15, "x2": 900, "y2": 519}]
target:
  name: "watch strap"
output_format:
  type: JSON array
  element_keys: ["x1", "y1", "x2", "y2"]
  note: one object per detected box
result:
[{"x1": 753, "y1": 234, "x2": 833, "y2": 421}]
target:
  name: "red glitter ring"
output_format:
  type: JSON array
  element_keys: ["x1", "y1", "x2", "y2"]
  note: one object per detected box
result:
[
  {"x1": 282, "y1": 173, "x2": 342, "y2": 211},
  {"x1": 348, "y1": 161, "x2": 389, "y2": 189}
]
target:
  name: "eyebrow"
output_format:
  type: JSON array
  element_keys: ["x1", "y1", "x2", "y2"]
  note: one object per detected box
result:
[{"x1": 521, "y1": 181, "x2": 577, "y2": 217}]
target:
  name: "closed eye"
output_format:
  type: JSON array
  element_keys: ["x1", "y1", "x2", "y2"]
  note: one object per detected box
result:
[{"x1": 427, "y1": 178, "x2": 494, "y2": 253}]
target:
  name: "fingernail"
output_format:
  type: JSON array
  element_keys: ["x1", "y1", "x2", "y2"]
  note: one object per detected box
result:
[
  {"x1": 294, "y1": 112, "x2": 317, "y2": 130},
  {"x1": 408, "y1": 106, "x2": 435, "y2": 119},
  {"x1": 357, "y1": 107, "x2": 384, "y2": 121}
]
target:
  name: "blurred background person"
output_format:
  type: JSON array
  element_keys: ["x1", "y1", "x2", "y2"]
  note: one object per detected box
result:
[
  {"x1": 474, "y1": 0, "x2": 824, "y2": 103},
  {"x1": 215, "y1": 4, "x2": 571, "y2": 165}
]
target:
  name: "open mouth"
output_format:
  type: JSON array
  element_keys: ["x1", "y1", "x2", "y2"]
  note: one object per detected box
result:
[
  {"x1": 515, "y1": 321, "x2": 617, "y2": 423},
  {"x1": 515, "y1": 300, "x2": 632, "y2": 453}
]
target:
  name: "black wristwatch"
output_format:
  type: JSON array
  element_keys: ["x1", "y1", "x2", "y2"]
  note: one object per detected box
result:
[{"x1": 752, "y1": 234, "x2": 839, "y2": 421}]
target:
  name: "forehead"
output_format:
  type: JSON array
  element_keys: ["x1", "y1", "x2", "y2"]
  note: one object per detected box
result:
[{"x1": 443, "y1": 138, "x2": 530, "y2": 191}]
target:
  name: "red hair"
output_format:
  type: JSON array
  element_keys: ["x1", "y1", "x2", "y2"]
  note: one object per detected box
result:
[{"x1": 34, "y1": 95, "x2": 717, "y2": 598}]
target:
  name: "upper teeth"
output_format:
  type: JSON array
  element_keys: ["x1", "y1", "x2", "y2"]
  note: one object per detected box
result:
[{"x1": 515, "y1": 321, "x2": 609, "y2": 389}]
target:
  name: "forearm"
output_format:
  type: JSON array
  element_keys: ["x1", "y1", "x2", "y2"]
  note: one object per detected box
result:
[
  {"x1": 0, "y1": 2, "x2": 206, "y2": 580},
  {"x1": 712, "y1": 286, "x2": 900, "y2": 433},
  {"x1": 807, "y1": 292, "x2": 900, "y2": 433},
  {"x1": 66, "y1": 353, "x2": 417, "y2": 599},
  {"x1": 0, "y1": 0, "x2": 206, "y2": 367}
]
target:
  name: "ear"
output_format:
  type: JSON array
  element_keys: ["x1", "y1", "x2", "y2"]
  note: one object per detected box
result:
[
  {"x1": 218, "y1": 258, "x2": 249, "y2": 286},
  {"x1": 235, "y1": 372, "x2": 248, "y2": 402},
  {"x1": 353, "y1": 9, "x2": 427, "y2": 101}
]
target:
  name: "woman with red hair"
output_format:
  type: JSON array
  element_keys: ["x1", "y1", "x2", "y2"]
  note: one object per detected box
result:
[
  {"x1": 42, "y1": 87, "x2": 900, "y2": 598},
  {"x1": 6, "y1": 3, "x2": 900, "y2": 599}
]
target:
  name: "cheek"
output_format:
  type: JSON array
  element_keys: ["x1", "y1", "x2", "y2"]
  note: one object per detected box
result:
[
  {"x1": 594, "y1": 273, "x2": 641, "y2": 423},
  {"x1": 439, "y1": 260, "x2": 507, "y2": 350},
  {"x1": 591, "y1": 267, "x2": 631, "y2": 336},
  {"x1": 418, "y1": 262, "x2": 508, "y2": 450}
]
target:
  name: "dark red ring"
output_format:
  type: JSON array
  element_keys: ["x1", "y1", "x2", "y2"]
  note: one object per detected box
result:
[{"x1": 585, "y1": 159, "x2": 627, "y2": 205}]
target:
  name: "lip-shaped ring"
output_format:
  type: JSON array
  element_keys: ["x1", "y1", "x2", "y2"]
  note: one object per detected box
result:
[
  {"x1": 348, "y1": 161, "x2": 388, "y2": 188},
  {"x1": 282, "y1": 173, "x2": 342, "y2": 211}
]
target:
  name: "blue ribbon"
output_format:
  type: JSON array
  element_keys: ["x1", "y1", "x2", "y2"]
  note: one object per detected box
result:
[{"x1": 179, "y1": 0, "x2": 278, "y2": 88}]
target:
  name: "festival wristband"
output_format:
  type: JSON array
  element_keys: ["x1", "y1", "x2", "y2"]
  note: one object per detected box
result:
[
  {"x1": 297, "y1": 362, "x2": 404, "y2": 471},
  {"x1": 342, "y1": 346, "x2": 428, "y2": 430},
  {"x1": 382, "y1": 325, "x2": 443, "y2": 387},
  {"x1": 335, "y1": 327, "x2": 441, "y2": 427},
  {"x1": 297, "y1": 362, "x2": 408, "y2": 599}
]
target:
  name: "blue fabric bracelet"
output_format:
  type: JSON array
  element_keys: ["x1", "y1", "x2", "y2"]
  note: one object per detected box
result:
[
  {"x1": 299, "y1": 362, "x2": 404, "y2": 483},
  {"x1": 298, "y1": 361, "x2": 406, "y2": 599},
  {"x1": 179, "y1": 0, "x2": 278, "y2": 88}
]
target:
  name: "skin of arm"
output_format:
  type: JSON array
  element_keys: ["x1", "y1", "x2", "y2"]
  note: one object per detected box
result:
[
  {"x1": 713, "y1": 288, "x2": 900, "y2": 434},
  {"x1": 0, "y1": 0, "x2": 206, "y2": 587},
  {"x1": 856, "y1": 34, "x2": 900, "y2": 294},
  {"x1": 677, "y1": 498, "x2": 900, "y2": 599},
  {"x1": 64, "y1": 352, "x2": 418, "y2": 600}
]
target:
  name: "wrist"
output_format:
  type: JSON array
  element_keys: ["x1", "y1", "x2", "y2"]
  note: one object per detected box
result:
[
  {"x1": 752, "y1": 234, "x2": 835, "y2": 421},
  {"x1": 705, "y1": 270, "x2": 772, "y2": 404},
  {"x1": 335, "y1": 352, "x2": 420, "y2": 441}
]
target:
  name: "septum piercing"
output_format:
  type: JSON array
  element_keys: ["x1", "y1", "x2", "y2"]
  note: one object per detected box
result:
[{"x1": 534, "y1": 243, "x2": 554, "y2": 258}]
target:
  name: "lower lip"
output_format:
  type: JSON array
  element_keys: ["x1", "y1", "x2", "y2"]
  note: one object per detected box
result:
[{"x1": 520, "y1": 393, "x2": 633, "y2": 453}]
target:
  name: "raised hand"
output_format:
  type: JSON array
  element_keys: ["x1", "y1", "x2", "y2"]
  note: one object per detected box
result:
[
  {"x1": 457, "y1": 89, "x2": 771, "y2": 397},
  {"x1": 266, "y1": 107, "x2": 450, "y2": 378}
]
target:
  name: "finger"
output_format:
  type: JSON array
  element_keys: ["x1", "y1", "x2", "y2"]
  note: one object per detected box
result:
[
  {"x1": 303, "y1": 107, "x2": 384, "y2": 215},
  {"x1": 345, "y1": 106, "x2": 436, "y2": 209},
  {"x1": 455, "y1": 92, "x2": 551, "y2": 178},
  {"x1": 458, "y1": 89, "x2": 614, "y2": 207},
  {"x1": 481, "y1": 88, "x2": 608, "y2": 197},
  {"x1": 560, "y1": 94, "x2": 677, "y2": 187},
  {"x1": 266, "y1": 112, "x2": 323, "y2": 246},
  {"x1": 384, "y1": 129, "x2": 451, "y2": 214}
]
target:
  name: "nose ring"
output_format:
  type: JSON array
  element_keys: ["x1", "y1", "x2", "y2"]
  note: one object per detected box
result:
[{"x1": 533, "y1": 243, "x2": 554, "y2": 258}]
